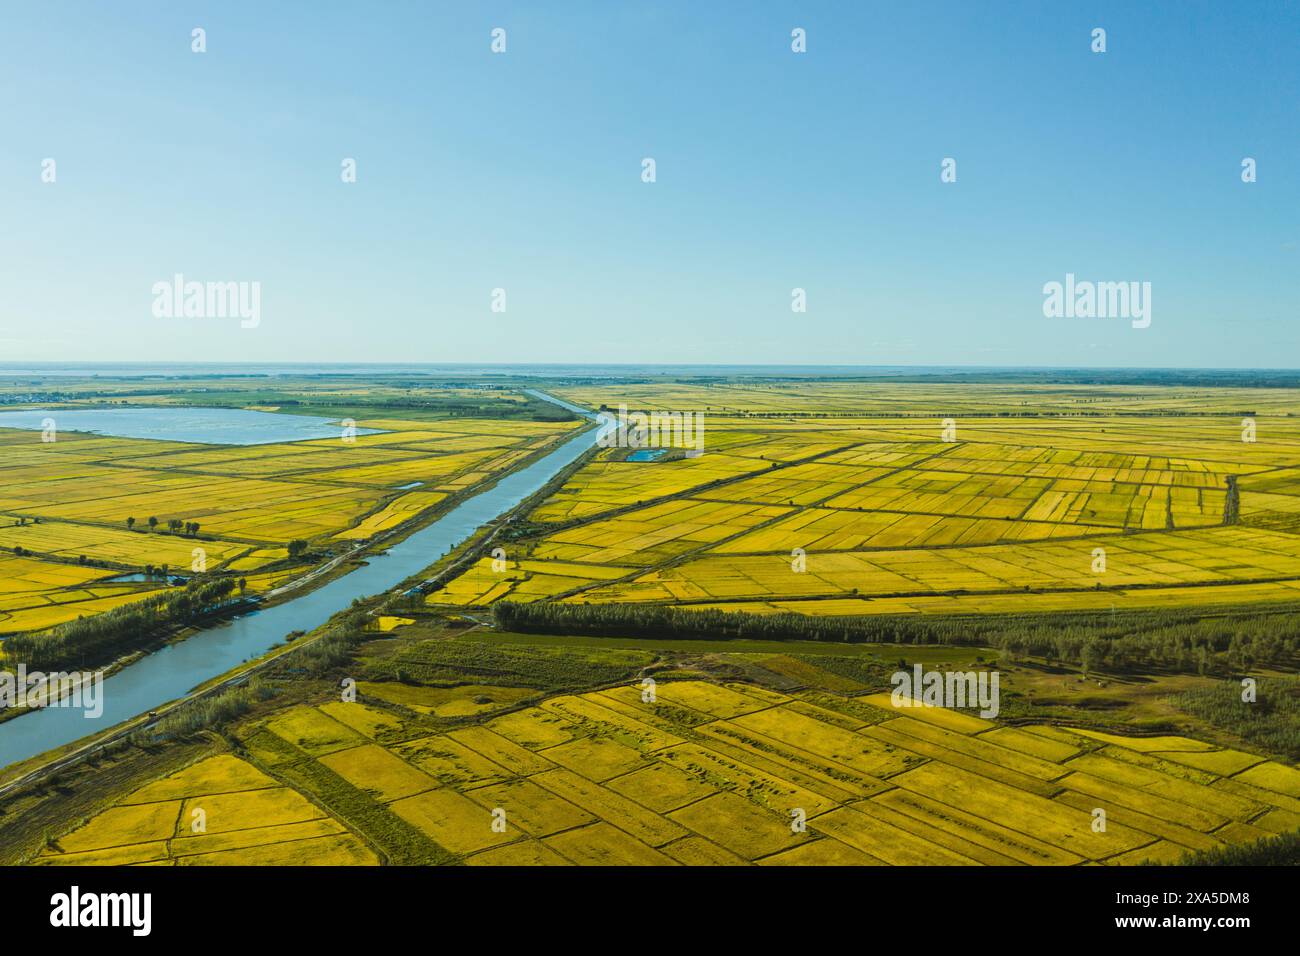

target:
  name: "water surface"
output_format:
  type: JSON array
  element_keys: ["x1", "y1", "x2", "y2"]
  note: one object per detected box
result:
[{"x1": 0, "y1": 407, "x2": 381, "y2": 445}]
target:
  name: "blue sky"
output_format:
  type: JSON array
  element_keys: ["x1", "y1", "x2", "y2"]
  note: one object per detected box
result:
[{"x1": 2, "y1": 1, "x2": 1298, "y2": 367}]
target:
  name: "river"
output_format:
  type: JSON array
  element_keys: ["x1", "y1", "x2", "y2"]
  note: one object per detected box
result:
[{"x1": 0, "y1": 393, "x2": 597, "y2": 770}]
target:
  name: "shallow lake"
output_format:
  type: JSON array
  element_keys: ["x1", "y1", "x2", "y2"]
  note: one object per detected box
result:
[{"x1": 0, "y1": 406, "x2": 381, "y2": 445}]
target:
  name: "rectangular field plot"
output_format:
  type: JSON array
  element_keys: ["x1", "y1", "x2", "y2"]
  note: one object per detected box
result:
[
  {"x1": 566, "y1": 526, "x2": 1300, "y2": 610},
  {"x1": 37, "y1": 681, "x2": 1295, "y2": 866},
  {"x1": 36, "y1": 755, "x2": 378, "y2": 866},
  {"x1": 435, "y1": 402, "x2": 1300, "y2": 615},
  {"x1": 0, "y1": 414, "x2": 579, "y2": 636},
  {"x1": 529, "y1": 499, "x2": 794, "y2": 565}
]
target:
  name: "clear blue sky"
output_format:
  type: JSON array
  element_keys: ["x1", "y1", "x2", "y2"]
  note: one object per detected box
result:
[{"x1": 2, "y1": 1, "x2": 1298, "y2": 367}]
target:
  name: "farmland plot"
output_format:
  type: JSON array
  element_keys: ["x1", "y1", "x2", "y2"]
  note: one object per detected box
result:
[
  {"x1": 36, "y1": 681, "x2": 1297, "y2": 866},
  {"x1": 430, "y1": 390, "x2": 1300, "y2": 616},
  {"x1": 0, "y1": 413, "x2": 579, "y2": 633}
]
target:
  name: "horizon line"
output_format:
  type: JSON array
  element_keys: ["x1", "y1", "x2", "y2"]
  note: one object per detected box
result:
[{"x1": 4, "y1": 362, "x2": 1300, "y2": 375}]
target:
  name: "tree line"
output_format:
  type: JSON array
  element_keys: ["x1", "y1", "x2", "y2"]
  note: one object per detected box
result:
[
  {"x1": 125, "y1": 516, "x2": 202, "y2": 536},
  {"x1": 4, "y1": 576, "x2": 242, "y2": 671},
  {"x1": 492, "y1": 601, "x2": 1300, "y2": 675}
]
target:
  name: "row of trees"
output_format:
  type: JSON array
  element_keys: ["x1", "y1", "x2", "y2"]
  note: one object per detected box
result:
[
  {"x1": 1171, "y1": 676, "x2": 1300, "y2": 761},
  {"x1": 493, "y1": 601, "x2": 1300, "y2": 676},
  {"x1": 130, "y1": 605, "x2": 374, "y2": 748},
  {"x1": 1169, "y1": 830, "x2": 1300, "y2": 866},
  {"x1": 4, "y1": 576, "x2": 241, "y2": 671},
  {"x1": 124, "y1": 516, "x2": 201, "y2": 536}
]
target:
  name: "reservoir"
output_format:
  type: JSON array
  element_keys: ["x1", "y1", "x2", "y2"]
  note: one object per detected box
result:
[
  {"x1": 0, "y1": 406, "x2": 382, "y2": 445},
  {"x1": 0, "y1": 395, "x2": 596, "y2": 770}
]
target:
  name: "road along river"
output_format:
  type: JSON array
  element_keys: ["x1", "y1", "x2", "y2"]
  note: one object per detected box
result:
[{"x1": 0, "y1": 395, "x2": 599, "y2": 770}]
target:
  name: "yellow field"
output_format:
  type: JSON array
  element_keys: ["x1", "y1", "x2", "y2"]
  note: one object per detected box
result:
[
  {"x1": 37, "y1": 680, "x2": 1298, "y2": 865},
  {"x1": 333, "y1": 490, "x2": 448, "y2": 540},
  {"x1": 553, "y1": 381, "x2": 1300, "y2": 418},
  {"x1": 0, "y1": 419, "x2": 574, "y2": 543},
  {"x1": 0, "y1": 520, "x2": 252, "y2": 567},
  {"x1": 569, "y1": 526, "x2": 1300, "y2": 609},
  {"x1": 0, "y1": 552, "x2": 168, "y2": 633},
  {"x1": 0, "y1": 415, "x2": 579, "y2": 633},
  {"x1": 427, "y1": 556, "x2": 634, "y2": 605},
  {"x1": 35, "y1": 754, "x2": 378, "y2": 866},
  {"x1": 429, "y1": 388, "x2": 1300, "y2": 616}
]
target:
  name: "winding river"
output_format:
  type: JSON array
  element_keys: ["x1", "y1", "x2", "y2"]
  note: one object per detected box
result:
[{"x1": 0, "y1": 393, "x2": 598, "y2": 770}]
